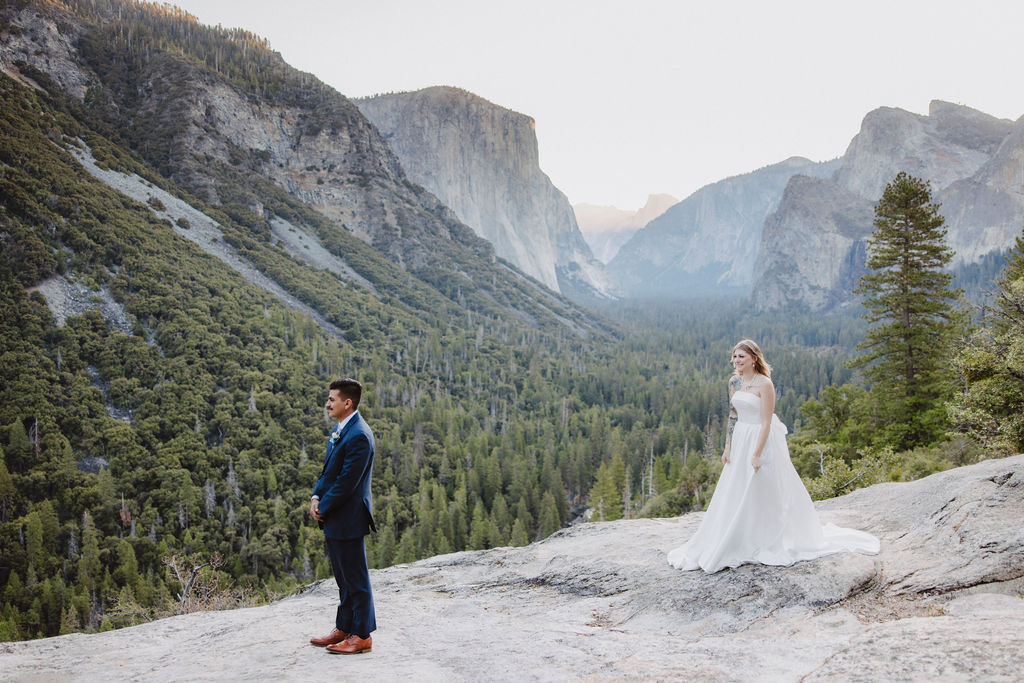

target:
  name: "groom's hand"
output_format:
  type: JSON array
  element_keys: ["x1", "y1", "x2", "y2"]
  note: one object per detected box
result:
[{"x1": 309, "y1": 496, "x2": 322, "y2": 521}]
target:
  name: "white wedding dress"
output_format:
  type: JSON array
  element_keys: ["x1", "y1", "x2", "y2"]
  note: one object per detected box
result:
[{"x1": 667, "y1": 390, "x2": 879, "y2": 573}]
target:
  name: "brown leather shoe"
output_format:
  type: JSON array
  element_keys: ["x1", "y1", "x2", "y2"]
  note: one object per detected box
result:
[
  {"x1": 325, "y1": 634, "x2": 372, "y2": 655},
  {"x1": 310, "y1": 628, "x2": 349, "y2": 647}
]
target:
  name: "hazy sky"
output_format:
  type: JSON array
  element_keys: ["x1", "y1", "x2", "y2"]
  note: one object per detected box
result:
[{"x1": 169, "y1": 0, "x2": 1024, "y2": 209}]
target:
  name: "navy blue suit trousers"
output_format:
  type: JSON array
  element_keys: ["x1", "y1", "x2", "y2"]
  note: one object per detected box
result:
[{"x1": 325, "y1": 536, "x2": 376, "y2": 638}]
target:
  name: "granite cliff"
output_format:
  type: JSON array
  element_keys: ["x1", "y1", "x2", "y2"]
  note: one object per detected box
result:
[
  {"x1": 2, "y1": 455, "x2": 1021, "y2": 681},
  {"x1": 356, "y1": 87, "x2": 614, "y2": 298},
  {"x1": 608, "y1": 157, "x2": 839, "y2": 297},
  {"x1": 753, "y1": 101, "x2": 1023, "y2": 310}
]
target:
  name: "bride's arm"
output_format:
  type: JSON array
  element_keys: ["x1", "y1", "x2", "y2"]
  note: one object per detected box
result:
[
  {"x1": 723, "y1": 375, "x2": 740, "y2": 464},
  {"x1": 751, "y1": 379, "x2": 776, "y2": 471}
]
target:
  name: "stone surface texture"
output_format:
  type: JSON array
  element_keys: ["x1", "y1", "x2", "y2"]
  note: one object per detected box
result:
[{"x1": 2, "y1": 456, "x2": 1021, "y2": 682}]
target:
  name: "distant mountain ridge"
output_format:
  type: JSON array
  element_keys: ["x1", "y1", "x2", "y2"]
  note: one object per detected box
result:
[
  {"x1": 574, "y1": 194, "x2": 677, "y2": 263},
  {"x1": 609, "y1": 157, "x2": 840, "y2": 297},
  {"x1": 753, "y1": 101, "x2": 1024, "y2": 310},
  {"x1": 610, "y1": 100, "x2": 1023, "y2": 309},
  {"x1": 356, "y1": 87, "x2": 615, "y2": 298}
]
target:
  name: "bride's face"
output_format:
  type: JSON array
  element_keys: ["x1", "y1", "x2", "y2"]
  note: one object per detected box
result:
[{"x1": 732, "y1": 348, "x2": 754, "y2": 375}]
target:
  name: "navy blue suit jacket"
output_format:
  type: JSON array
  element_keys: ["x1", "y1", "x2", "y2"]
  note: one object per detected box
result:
[{"x1": 313, "y1": 412, "x2": 376, "y2": 540}]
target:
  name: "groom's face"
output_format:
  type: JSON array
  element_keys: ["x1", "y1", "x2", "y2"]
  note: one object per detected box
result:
[{"x1": 325, "y1": 389, "x2": 352, "y2": 421}]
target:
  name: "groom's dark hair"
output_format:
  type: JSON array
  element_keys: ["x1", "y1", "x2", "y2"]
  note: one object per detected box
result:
[{"x1": 330, "y1": 378, "x2": 362, "y2": 409}]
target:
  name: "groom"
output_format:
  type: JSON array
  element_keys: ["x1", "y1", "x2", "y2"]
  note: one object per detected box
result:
[{"x1": 308, "y1": 378, "x2": 377, "y2": 654}]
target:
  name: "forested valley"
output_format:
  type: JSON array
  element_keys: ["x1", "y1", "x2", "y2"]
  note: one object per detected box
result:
[
  {"x1": 0, "y1": 63, "x2": 861, "y2": 641},
  {"x1": 2, "y1": 0, "x2": 1022, "y2": 642}
]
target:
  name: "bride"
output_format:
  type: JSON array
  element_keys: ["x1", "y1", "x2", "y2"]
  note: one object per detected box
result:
[{"x1": 667, "y1": 339, "x2": 879, "y2": 573}]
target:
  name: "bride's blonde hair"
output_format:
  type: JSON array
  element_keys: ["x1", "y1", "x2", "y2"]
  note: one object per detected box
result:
[{"x1": 733, "y1": 339, "x2": 772, "y2": 378}]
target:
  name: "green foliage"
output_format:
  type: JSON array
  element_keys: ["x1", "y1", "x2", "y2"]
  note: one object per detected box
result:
[
  {"x1": 803, "y1": 446, "x2": 898, "y2": 500},
  {"x1": 949, "y1": 230, "x2": 1024, "y2": 454},
  {"x1": 849, "y1": 172, "x2": 962, "y2": 449}
]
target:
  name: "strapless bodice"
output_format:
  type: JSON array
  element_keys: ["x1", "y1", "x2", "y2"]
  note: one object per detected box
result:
[
  {"x1": 731, "y1": 391, "x2": 788, "y2": 433},
  {"x1": 732, "y1": 391, "x2": 763, "y2": 423}
]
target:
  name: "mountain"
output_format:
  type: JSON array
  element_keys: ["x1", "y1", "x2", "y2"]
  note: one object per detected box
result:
[
  {"x1": 1, "y1": 0, "x2": 603, "y2": 332},
  {"x1": 608, "y1": 157, "x2": 840, "y2": 298},
  {"x1": 752, "y1": 101, "x2": 1022, "y2": 310},
  {"x1": 355, "y1": 87, "x2": 615, "y2": 298},
  {"x1": 2, "y1": 455, "x2": 1021, "y2": 679},
  {"x1": 574, "y1": 194, "x2": 677, "y2": 263}
]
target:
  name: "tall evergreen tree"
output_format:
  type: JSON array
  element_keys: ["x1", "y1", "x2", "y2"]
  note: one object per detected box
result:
[{"x1": 850, "y1": 172, "x2": 960, "y2": 449}]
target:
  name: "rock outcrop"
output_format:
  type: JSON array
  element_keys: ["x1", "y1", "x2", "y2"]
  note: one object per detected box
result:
[
  {"x1": 833, "y1": 101, "x2": 1012, "y2": 202},
  {"x1": 608, "y1": 158, "x2": 839, "y2": 297},
  {"x1": 753, "y1": 101, "x2": 1023, "y2": 310},
  {"x1": 4, "y1": 456, "x2": 1020, "y2": 681},
  {"x1": 574, "y1": 194, "x2": 678, "y2": 263},
  {"x1": 356, "y1": 87, "x2": 614, "y2": 297},
  {"x1": 752, "y1": 175, "x2": 875, "y2": 311},
  {"x1": 938, "y1": 113, "x2": 1024, "y2": 266}
]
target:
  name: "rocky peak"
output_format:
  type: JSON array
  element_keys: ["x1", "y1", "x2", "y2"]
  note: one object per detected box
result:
[
  {"x1": 0, "y1": 1, "x2": 89, "y2": 98},
  {"x1": 356, "y1": 87, "x2": 614, "y2": 297},
  {"x1": 0, "y1": 0, "x2": 605, "y2": 333},
  {"x1": 834, "y1": 102, "x2": 1014, "y2": 200},
  {"x1": 752, "y1": 174, "x2": 875, "y2": 311},
  {"x1": 928, "y1": 99, "x2": 1016, "y2": 154}
]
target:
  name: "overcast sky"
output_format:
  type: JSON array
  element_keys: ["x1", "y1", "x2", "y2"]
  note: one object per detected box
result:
[{"x1": 169, "y1": 0, "x2": 1024, "y2": 210}]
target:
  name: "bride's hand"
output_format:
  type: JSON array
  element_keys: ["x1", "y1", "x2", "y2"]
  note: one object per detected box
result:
[
  {"x1": 721, "y1": 450, "x2": 730, "y2": 465},
  {"x1": 752, "y1": 454, "x2": 762, "y2": 472}
]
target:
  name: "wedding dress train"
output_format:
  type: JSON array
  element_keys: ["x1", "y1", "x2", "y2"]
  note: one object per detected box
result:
[{"x1": 667, "y1": 391, "x2": 878, "y2": 573}]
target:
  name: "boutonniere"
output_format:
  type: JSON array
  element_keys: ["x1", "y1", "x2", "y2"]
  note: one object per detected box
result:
[{"x1": 329, "y1": 427, "x2": 341, "y2": 443}]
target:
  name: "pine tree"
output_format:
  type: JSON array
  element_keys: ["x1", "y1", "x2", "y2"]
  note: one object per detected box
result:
[
  {"x1": 588, "y1": 462, "x2": 617, "y2": 522},
  {"x1": 395, "y1": 528, "x2": 417, "y2": 564},
  {"x1": 24, "y1": 511, "x2": 44, "y2": 570},
  {"x1": 114, "y1": 538, "x2": 140, "y2": 589},
  {"x1": 468, "y1": 500, "x2": 490, "y2": 550},
  {"x1": 6, "y1": 420, "x2": 32, "y2": 473},
  {"x1": 0, "y1": 448, "x2": 13, "y2": 522},
  {"x1": 537, "y1": 491, "x2": 561, "y2": 540},
  {"x1": 77, "y1": 513, "x2": 102, "y2": 595},
  {"x1": 850, "y1": 172, "x2": 960, "y2": 449},
  {"x1": 510, "y1": 518, "x2": 529, "y2": 547}
]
